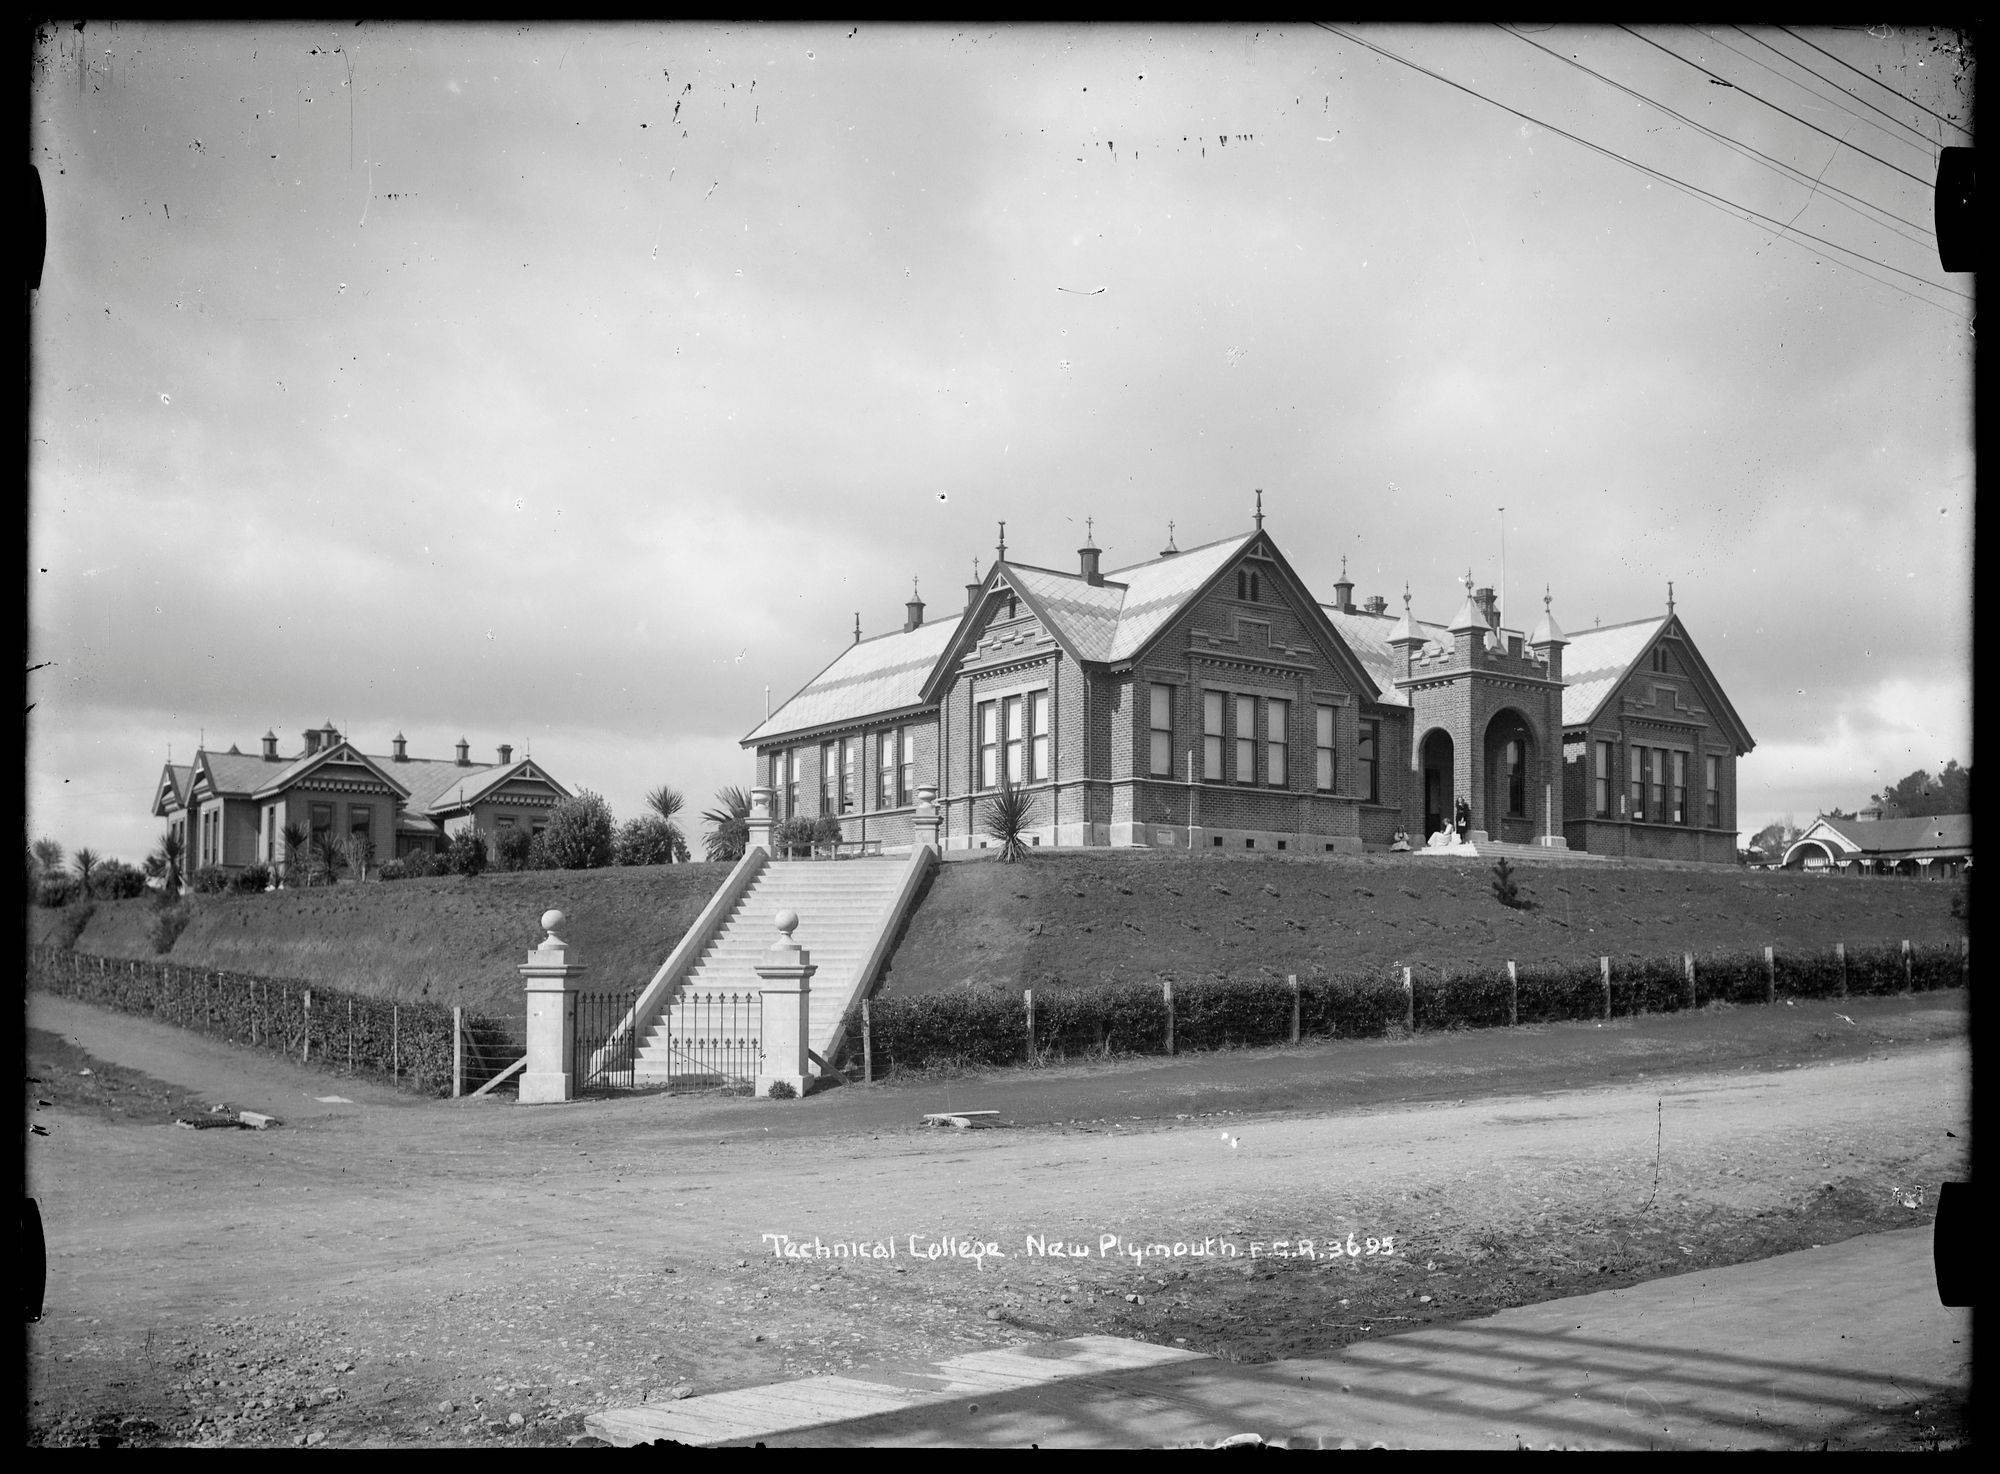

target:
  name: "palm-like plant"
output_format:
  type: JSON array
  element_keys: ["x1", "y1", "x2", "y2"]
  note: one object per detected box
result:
[
  {"x1": 72, "y1": 847, "x2": 100, "y2": 898},
  {"x1": 280, "y1": 822, "x2": 310, "y2": 887},
  {"x1": 645, "y1": 785, "x2": 687, "y2": 863},
  {"x1": 312, "y1": 831, "x2": 347, "y2": 885},
  {"x1": 156, "y1": 826, "x2": 186, "y2": 899},
  {"x1": 701, "y1": 786, "x2": 752, "y2": 863},
  {"x1": 979, "y1": 771, "x2": 1037, "y2": 862}
]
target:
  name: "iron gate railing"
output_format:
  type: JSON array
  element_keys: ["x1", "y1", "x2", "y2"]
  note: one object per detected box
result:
[
  {"x1": 573, "y1": 990, "x2": 642, "y2": 1093},
  {"x1": 652, "y1": 989, "x2": 763, "y2": 1092}
]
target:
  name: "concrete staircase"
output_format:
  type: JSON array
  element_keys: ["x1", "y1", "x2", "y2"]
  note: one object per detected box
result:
[{"x1": 632, "y1": 859, "x2": 911, "y2": 1083}]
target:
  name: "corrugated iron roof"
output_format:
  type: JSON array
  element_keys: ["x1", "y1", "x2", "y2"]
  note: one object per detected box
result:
[
  {"x1": 1818, "y1": 812, "x2": 1972, "y2": 855},
  {"x1": 743, "y1": 616, "x2": 960, "y2": 745}
]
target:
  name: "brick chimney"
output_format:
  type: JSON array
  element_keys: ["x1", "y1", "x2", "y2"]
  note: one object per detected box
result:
[
  {"x1": 262, "y1": 730, "x2": 280, "y2": 761},
  {"x1": 498, "y1": 744, "x2": 513, "y2": 765},
  {"x1": 392, "y1": 732, "x2": 408, "y2": 762},
  {"x1": 455, "y1": 737, "x2": 471, "y2": 766},
  {"x1": 1364, "y1": 595, "x2": 1387, "y2": 615},
  {"x1": 1473, "y1": 587, "x2": 1500, "y2": 628},
  {"x1": 302, "y1": 727, "x2": 321, "y2": 756}
]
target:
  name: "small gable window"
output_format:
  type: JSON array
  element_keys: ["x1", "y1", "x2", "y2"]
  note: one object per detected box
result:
[{"x1": 1236, "y1": 568, "x2": 1261, "y2": 603}]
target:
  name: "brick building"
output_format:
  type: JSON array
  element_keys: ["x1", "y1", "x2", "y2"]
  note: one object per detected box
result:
[
  {"x1": 153, "y1": 722, "x2": 571, "y2": 876},
  {"x1": 743, "y1": 514, "x2": 1753, "y2": 863}
]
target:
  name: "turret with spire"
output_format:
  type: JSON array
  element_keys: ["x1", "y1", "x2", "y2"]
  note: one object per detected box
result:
[
  {"x1": 1528, "y1": 585, "x2": 1567, "y2": 680},
  {"x1": 1078, "y1": 517, "x2": 1103, "y2": 585}
]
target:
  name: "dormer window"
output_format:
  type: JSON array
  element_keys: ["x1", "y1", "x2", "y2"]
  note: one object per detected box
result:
[{"x1": 1236, "y1": 569, "x2": 1261, "y2": 602}]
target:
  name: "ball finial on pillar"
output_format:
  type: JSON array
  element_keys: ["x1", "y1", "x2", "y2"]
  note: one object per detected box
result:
[
  {"x1": 774, "y1": 910, "x2": 799, "y2": 940},
  {"x1": 541, "y1": 909, "x2": 564, "y2": 939}
]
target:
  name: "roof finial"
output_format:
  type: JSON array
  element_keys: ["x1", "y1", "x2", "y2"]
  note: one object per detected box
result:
[
  {"x1": 1341, "y1": 554, "x2": 1349, "y2": 579},
  {"x1": 1253, "y1": 488, "x2": 1264, "y2": 530},
  {"x1": 973, "y1": 554, "x2": 981, "y2": 580},
  {"x1": 1403, "y1": 581, "x2": 1411, "y2": 613},
  {"x1": 996, "y1": 520, "x2": 1007, "y2": 563},
  {"x1": 1544, "y1": 583, "x2": 1552, "y2": 612},
  {"x1": 1464, "y1": 568, "x2": 1474, "y2": 594},
  {"x1": 1084, "y1": 515, "x2": 1095, "y2": 548},
  {"x1": 853, "y1": 611, "x2": 862, "y2": 645},
  {"x1": 1667, "y1": 580, "x2": 1675, "y2": 615},
  {"x1": 912, "y1": 577, "x2": 921, "y2": 600}
]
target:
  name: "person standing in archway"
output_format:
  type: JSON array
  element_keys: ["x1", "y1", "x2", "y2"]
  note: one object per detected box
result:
[{"x1": 1455, "y1": 796, "x2": 1472, "y2": 846}]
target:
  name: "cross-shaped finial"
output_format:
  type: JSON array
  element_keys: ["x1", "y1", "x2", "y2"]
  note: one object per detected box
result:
[
  {"x1": 912, "y1": 577, "x2": 920, "y2": 599},
  {"x1": 1341, "y1": 555, "x2": 1348, "y2": 579},
  {"x1": 1464, "y1": 568, "x2": 1474, "y2": 593},
  {"x1": 972, "y1": 554, "x2": 981, "y2": 581},
  {"x1": 1084, "y1": 516, "x2": 1094, "y2": 545},
  {"x1": 1253, "y1": 489, "x2": 1264, "y2": 530}
]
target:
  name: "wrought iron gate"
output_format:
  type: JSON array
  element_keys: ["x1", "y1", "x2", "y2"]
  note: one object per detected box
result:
[
  {"x1": 652, "y1": 988, "x2": 763, "y2": 1092},
  {"x1": 572, "y1": 991, "x2": 641, "y2": 1093}
]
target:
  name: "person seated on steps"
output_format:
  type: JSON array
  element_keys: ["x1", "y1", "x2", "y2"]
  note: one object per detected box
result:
[{"x1": 1390, "y1": 827, "x2": 1411, "y2": 852}]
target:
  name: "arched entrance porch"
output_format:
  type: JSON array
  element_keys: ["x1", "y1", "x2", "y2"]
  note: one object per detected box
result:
[
  {"x1": 1482, "y1": 708, "x2": 1540, "y2": 844},
  {"x1": 1418, "y1": 729, "x2": 1454, "y2": 840}
]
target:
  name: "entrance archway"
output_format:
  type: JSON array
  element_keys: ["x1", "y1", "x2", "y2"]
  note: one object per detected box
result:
[
  {"x1": 1419, "y1": 729, "x2": 1454, "y2": 840},
  {"x1": 1483, "y1": 709, "x2": 1539, "y2": 842}
]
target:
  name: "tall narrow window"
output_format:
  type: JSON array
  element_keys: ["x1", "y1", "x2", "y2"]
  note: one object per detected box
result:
[
  {"x1": 349, "y1": 805, "x2": 372, "y2": 842},
  {"x1": 1358, "y1": 720, "x2": 1379, "y2": 803},
  {"x1": 1149, "y1": 684, "x2": 1174, "y2": 778},
  {"x1": 311, "y1": 802, "x2": 333, "y2": 847},
  {"x1": 1594, "y1": 741, "x2": 1612, "y2": 817},
  {"x1": 820, "y1": 741, "x2": 838, "y2": 815},
  {"x1": 977, "y1": 703, "x2": 998, "y2": 791},
  {"x1": 1650, "y1": 749, "x2": 1666, "y2": 824},
  {"x1": 1671, "y1": 751, "x2": 1688, "y2": 825},
  {"x1": 266, "y1": 808, "x2": 276, "y2": 861},
  {"x1": 1003, "y1": 695, "x2": 1025, "y2": 784},
  {"x1": 1203, "y1": 692, "x2": 1224, "y2": 781},
  {"x1": 842, "y1": 737, "x2": 859, "y2": 812},
  {"x1": 1235, "y1": 694, "x2": 1257, "y2": 784},
  {"x1": 1506, "y1": 740, "x2": 1526, "y2": 817},
  {"x1": 1266, "y1": 698, "x2": 1289, "y2": 787},
  {"x1": 1628, "y1": 747, "x2": 1645, "y2": 821},
  {"x1": 1705, "y1": 755, "x2": 1721, "y2": 828},
  {"x1": 1236, "y1": 569, "x2": 1260, "y2": 602},
  {"x1": 783, "y1": 750, "x2": 800, "y2": 819},
  {"x1": 1028, "y1": 690, "x2": 1049, "y2": 782},
  {"x1": 878, "y1": 730, "x2": 897, "y2": 808},
  {"x1": 898, "y1": 727, "x2": 915, "y2": 805},
  {"x1": 1315, "y1": 706, "x2": 1336, "y2": 792}
]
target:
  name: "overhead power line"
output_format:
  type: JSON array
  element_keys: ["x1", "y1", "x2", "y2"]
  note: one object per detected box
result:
[
  {"x1": 1720, "y1": 25, "x2": 1944, "y2": 156},
  {"x1": 1498, "y1": 24, "x2": 1936, "y2": 246},
  {"x1": 1614, "y1": 25, "x2": 1938, "y2": 189},
  {"x1": 1776, "y1": 24, "x2": 1972, "y2": 140},
  {"x1": 1310, "y1": 24, "x2": 1971, "y2": 316}
]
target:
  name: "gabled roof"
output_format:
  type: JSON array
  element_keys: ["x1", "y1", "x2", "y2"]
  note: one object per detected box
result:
[
  {"x1": 153, "y1": 762, "x2": 193, "y2": 816},
  {"x1": 426, "y1": 757, "x2": 572, "y2": 815},
  {"x1": 1562, "y1": 614, "x2": 1756, "y2": 751},
  {"x1": 190, "y1": 748, "x2": 297, "y2": 801},
  {"x1": 1803, "y1": 812, "x2": 1971, "y2": 857},
  {"x1": 1321, "y1": 605, "x2": 1463, "y2": 708},
  {"x1": 250, "y1": 740, "x2": 411, "y2": 803},
  {"x1": 1559, "y1": 617, "x2": 1667, "y2": 729},
  {"x1": 742, "y1": 616, "x2": 960, "y2": 746}
]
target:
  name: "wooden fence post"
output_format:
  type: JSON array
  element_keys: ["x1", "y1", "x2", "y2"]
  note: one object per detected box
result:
[
  {"x1": 303, "y1": 989, "x2": 312, "y2": 1064},
  {"x1": 1683, "y1": 952, "x2": 1696, "y2": 1010},
  {"x1": 348, "y1": 997, "x2": 355, "y2": 1074},
  {"x1": 1901, "y1": 939, "x2": 1912, "y2": 993},
  {"x1": 1403, "y1": 967, "x2": 1414, "y2": 1033},
  {"x1": 1025, "y1": 988, "x2": 1037, "y2": 1063},
  {"x1": 1600, "y1": 956, "x2": 1611, "y2": 1020},
  {"x1": 1507, "y1": 961, "x2": 1518, "y2": 1027},
  {"x1": 1163, "y1": 979, "x2": 1175, "y2": 1056},
  {"x1": 453, "y1": 1007, "x2": 464, "y2": 1097},
  {"x1": 1835, "y1": 941, "x2": 1846, "y2": 999},
  {"x1": 1288, "y1": 974, "x2": 1300, "y2": 1044},
  {"x1": 861, "y1": 998, "x2": 873, "y2": 1086},
  {"x1": 1764, "y1": 946, "x2": 1775, "y2": 1004}
]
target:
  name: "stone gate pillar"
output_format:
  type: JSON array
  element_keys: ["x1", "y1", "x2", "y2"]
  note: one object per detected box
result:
[
  {"x1": 754, "y1": 911, "x2": 816, "y2": 1098},
  {"x1": 519, "y1": 909, "x2": 587, "y2": 1104}
]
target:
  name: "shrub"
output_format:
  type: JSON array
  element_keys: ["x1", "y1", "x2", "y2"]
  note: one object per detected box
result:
[
  {"x1": 494, "y1": 826, "x2": 534, "y2": 872},
  {"x1": 149, "y1": 904, "x2": 192, "y2": 954},
  {"x1": 36, "y1": 875, "x2": 76, "y2": 909},
  {"x1": 232, "y1": 862, "x2": 272, "y2": 895},
  {"x1": 377, "y1": 859, "x2": 407, "y2": 882},
  {"x1": 401, "y1": 848, "x2": 441, "y2": 879},
  {"x1": 443, "y1": 828, "x2": 489, "y2": 878},
  {"x1": 979, "y1": 774, "x2": 1037, "y2": 862},
  {"x1": 540, "y1": 790, "x2": 616, "y2": 870},
  {"x1": 1490, "y1": 857, "x2": 1524, "y2": 909},
  {"x1": 765, "y1": 1079, "x2": 797, "y2": 1099},
  {"x1": 616, "y1": 814, "x2": 683, "y2": 867},
  {"x1": 773, "y1": 816, "x2": 819, "y2": 859},
  {"x1": 191, "y1": 865, "x2": 231, "y2": 895},
  {"x1": 811, "y1": 814, "x2": 845, "y2": 852},
  {"x1": 96, "y1": 861, "x2": 150, "y2": 901}
]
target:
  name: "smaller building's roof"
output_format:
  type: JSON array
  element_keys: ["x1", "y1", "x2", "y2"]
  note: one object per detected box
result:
[{"x1": 1814, "y1": 812, "x2": 1972, "y2": 856}]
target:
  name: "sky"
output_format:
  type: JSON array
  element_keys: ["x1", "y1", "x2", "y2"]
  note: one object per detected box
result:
[{"x1": 27, "y1": 21, "x2": 1974, "y2": 866}]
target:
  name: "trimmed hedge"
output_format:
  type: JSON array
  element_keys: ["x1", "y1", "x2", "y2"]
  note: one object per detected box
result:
[
  {"x1": 28, "y1": 946, "x2": 512, "y2": 1097},
  {"x1": 843, "y1": 939, "x2": 1964, "y2": 1078}
]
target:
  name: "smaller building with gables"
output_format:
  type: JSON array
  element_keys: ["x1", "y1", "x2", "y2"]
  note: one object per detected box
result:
[
  {"x1": 1782, "y1": 812, "x2": 1971, "y2": 878},
  {"x1": 152, "y1": 722, "x2": 571, "y2": 876}
]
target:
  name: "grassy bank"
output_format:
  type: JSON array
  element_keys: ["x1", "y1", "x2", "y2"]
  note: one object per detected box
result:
[{"x1": 26, "y1": 851, "x2": 1965, "y2": 1034}]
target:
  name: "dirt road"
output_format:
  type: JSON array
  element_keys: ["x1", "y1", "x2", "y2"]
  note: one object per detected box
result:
[{"x1": 26, "y1": 991, "x2": 1967, "y2": 1448}]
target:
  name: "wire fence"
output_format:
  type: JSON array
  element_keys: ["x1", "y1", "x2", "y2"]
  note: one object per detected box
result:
[{"x1": 28, "y1": 946, "x2": 516, "y2": 1098}]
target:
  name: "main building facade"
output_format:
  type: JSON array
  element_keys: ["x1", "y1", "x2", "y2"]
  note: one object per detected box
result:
[{"x1": 743, "y1": 516, "x2": 1753, "y2": 864}]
